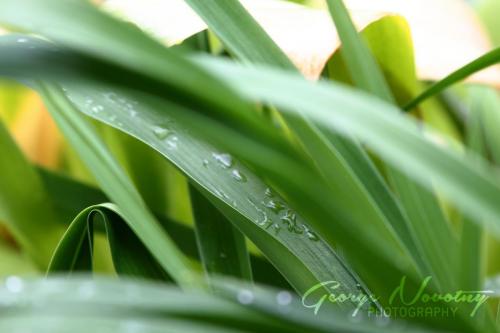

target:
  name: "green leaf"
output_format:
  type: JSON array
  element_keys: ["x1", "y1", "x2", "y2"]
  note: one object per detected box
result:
[
  {"x1": 48, "y1": 203, "x2": 172, "y2": 281},
  {"x1": 0, "y1": 117, "x2": 63, "y2": 268},
  {"x1": 189, "y1": 184, "x2": 252, "y2": 283},
  {"x1": 324, "y1": 0, "x2": 393, "y2": 103},
  {"x1": 56, "y1": 80, "x2": 363, "y2": 300},
  {"x1": 405, "y1": 48, "x2": 500, "y2": 110}
]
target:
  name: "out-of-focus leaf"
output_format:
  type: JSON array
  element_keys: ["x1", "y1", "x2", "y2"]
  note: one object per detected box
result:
[
  {"x1": 0, "y1": 239, "x2": 37, "y2": 275},
  {"x1": 405, "y1": 48, "x2": 500, "y2": 110},
  {"x1": 0, "y1": 118, "x2": 63, "y2": 268},
  {"x1": 324, "y1": 0, "x2": 460, "y2": 293},
  {"x1": 0, "y1": 276, "x2": 440, "y2": 333}
]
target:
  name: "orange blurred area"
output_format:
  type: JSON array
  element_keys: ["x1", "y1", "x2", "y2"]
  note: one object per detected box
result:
[{"x1": 11, "y1": 94, "x2": 61, "y2": 169}]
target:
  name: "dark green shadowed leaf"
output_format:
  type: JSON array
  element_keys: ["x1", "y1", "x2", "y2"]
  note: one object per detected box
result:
[
  {"x1": 189, "y1": 184, "x2": 252, "y2": 283},
  {"x1": 48, "y1": 203, "x2": 171, "y2": 281}
]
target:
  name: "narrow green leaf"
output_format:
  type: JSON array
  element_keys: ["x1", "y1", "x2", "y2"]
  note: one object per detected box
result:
[
  {"x1": 189, "y1": 184, "x2": 252, "y2": 282},
  {"x1": 324, "y1": 0, "x2": 393, "y2": 102},
  {"x1": 405, "y1": 48, "x2": 500, "y2": 110},
  {"x1": 48, "y1": 203, "x2": 171, "y2": 281}
]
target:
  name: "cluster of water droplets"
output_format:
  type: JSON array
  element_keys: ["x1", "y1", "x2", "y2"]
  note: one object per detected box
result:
[
  {"x1": 103, "y1": 92, "x2": 139, "y2": 118},
  {"x1": 260, "y1": 188, "x2": 319, "y2": 241},
  {"x1": 151, "y1": 124, "x2": 179, "y2": 150}
]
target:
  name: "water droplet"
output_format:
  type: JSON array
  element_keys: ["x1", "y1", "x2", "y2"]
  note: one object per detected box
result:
[
  {"x1": 129, "y1": 110, "x2": 138, "y2": 117},
  {"x1": 237, "y1": 289, "x2": 254, "y2": 305},
  {"x1": 166, "y1": 135, "x2": 178, "y2": 149},
  {"x1": 248, "y1": 199, "x2": 270, "y2": 227},
  {"x1": 231, "y1": 169, "x2": 247, "y2": 182},
  {"x1": 265, "y1": 200, "x2": 285, "y2": 213},
  {"x1": 202, "y1": 159, "x2": 209, "y2": 167},
  {"x1": 276, "y1": 291, "x2": 292, "y2": 306},
  {"x1": 280, "y1": 210, "x2": 298, "y2": 231},
  {"x1": 152, "y1": 126, "x2": 170, "y2": 140},
  {"x1": 272, "y1": 223, "x2": 281, "y2": 235},
  {"x1": 264, "y1": 188, "x2": 274, "y2": 197},
  {"x1": 220, "y1": 252, "x2": 227, "y2": 259},
  {"x1": 104, "y1": 92, "x2": 119, "y2": 103},
  {"x1": 214, "y1": 189, "x2": 230, "y2": 201},
  {"x1": 304, "y1": 226, "x2": 319, "y2": 241},
  {"x1": 5, "y1": 276, "x2": 23, "y2": 293},
  {"x1": 17, "y1": 38, "x2": 27, "y2": 43},
  {"x1": 212, "y1": 153, "x2": 233, "y2": 169}
]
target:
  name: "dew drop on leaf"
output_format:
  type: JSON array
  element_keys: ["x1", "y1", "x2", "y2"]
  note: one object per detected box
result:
[
  {"x1": 265, "y1": 200, "x2": 285, "y2": 213},
  {"x1": 166, "y1": 135, "x2": 178, "y2": 149},
  {"x1": 212, "y1": 152, "x2": 233, "y2": 169},
  {"x1": 151, "y1": 126, "x2": 170, "y2": 140},
  {"x1": 231, "y1": 169, "x2": 247, "y2": 182}
]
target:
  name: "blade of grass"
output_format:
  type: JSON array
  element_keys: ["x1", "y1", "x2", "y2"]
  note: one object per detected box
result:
[
  {"x1": 189, "y1": 184, "x2": 252, "y2": 283},
  {"x1": 405, "y1": 48, "x2": 500, "y2": 110}
]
